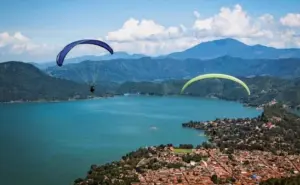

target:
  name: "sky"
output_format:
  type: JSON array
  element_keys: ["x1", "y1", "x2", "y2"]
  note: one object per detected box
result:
[{"x1": 1, "y1": 0, "x2": 300, "y2": 62}]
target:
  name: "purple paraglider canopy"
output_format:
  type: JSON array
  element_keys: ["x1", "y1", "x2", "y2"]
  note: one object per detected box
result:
[{"x1": 56, "y1": 39, "x2": 114, "y2": 67}]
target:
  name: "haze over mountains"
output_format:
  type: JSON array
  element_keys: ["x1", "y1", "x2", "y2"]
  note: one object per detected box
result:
[
  {"x1": 31, "y1": 52, "x2": 148, "y2": 69},
  {"x1": 32, "y1": 38, "x2": 300, "y2": 70}
]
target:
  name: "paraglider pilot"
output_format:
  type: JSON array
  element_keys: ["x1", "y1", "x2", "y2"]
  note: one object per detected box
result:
[{"x1": 90, "y1": 85, "x2": 95, "y2": 93}]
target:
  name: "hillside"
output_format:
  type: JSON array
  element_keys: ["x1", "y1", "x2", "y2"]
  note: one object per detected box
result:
[
  {"x1": 0, "y1": 62, "x2": 93, "y2": 102},
  {"x1": 167, "y1": 38, "x2": 300, "y2": 60},
  {"x1": 45, "y1": 56, "x2": 300, "y2": 83},
  {"x1": 116, "y1": 76, "x2": 300, "y2": 107},
  {"x1": 2, "y1": 61, "x2": 300, "y2": 107}
]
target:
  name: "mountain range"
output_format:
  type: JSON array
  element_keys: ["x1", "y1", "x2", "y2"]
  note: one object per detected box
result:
[
  {"x1": 45, "y1": 56, "x2": 300, "y2": 83},
  {"x1": 32, "y1": 38, "x2": 300, "y2": 70}
]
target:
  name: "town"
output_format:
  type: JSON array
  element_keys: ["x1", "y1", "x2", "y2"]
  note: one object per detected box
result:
[
  {"x1": 182, "y1": 104, "x2": 300, "y2": 155},
  {"x1": 74, "y1": 145, "x2": 300, "y2": 185},
  {"x1": 134, "y1": 147, "x2": 300, "y2": 185},
  {"x1": 74, "y1": 104, "x2": 300, "y2": 185}
]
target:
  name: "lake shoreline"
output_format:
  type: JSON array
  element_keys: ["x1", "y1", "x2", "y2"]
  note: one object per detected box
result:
[
  {"x1": 0, "y1": 93, "x2": 265, "y2": 109},
  {"x1": 0, "y1": 94, "x2": 115, "y2": 104}
]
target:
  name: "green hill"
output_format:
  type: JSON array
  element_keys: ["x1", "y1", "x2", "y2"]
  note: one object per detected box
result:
[
  {"x1": 0, "y1": 61, "x2": 91, "y2": 102},
  {"x1": 116, "y1": 77, "x2": 300, "y2": 107}
]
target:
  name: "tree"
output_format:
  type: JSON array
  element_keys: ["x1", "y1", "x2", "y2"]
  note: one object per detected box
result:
[
  {"x1": 228, "y1": 154, "x2": 234, "y2": 161},
  {"x1": 211, "y1": 174, "x2": 218, "y2": 184},
  {"x1": 74, "y1": 178, "x2": 84, "y2": 183},
  {"x1": 243, "y1": 160, "x2": 250, "y2": 165}
]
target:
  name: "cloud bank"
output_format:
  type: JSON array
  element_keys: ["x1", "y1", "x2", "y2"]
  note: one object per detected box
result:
[{"x1": 1, "y1": 4, "x2": 300, "y2": 62}]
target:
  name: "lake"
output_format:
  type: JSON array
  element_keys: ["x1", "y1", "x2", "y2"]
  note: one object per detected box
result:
[{"x1": 0, "y1": 96, "x2": 261, "y2": 185}]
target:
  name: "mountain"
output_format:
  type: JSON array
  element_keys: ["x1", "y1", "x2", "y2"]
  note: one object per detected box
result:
[
  {"x1": 30, "y1": 62, "x2": 55, "y2": 70},
  {"x1": 32, "y1": 52, "x2": 148, "y2": 69},
  {"x1": 45, "y1": 56, "x2": 300, "y2": 83},
  {"x1": 167, "y1": 38, "x2": 300, "y2": 60},
  {"x1": 0, "y1": 62, "x2": 94, "y2": 102}
]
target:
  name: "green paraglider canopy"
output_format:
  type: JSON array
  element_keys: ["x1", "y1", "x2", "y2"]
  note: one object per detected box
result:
[{"x1": 181, "y1": 73, "x2": 251, "y2": 95}]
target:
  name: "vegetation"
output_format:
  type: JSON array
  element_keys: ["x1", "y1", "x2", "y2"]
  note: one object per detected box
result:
[
  {"x1": 183, "y1": 104, "x2": 300, "y2": 155},
  {"x1": 73, "y1": 145, "x2": 172, "y2": 185},
  {"x1": 3, "y1": 61, "x2": 300, "y2": 109},
  {"x1": 178, "y1": 144, "x2": 194, "y2": 149},
  {"x1": 0, "y1": 62, "x2": 115, "y2": 102},
  {"x1": 116, "y1": 76, "x2": 300, "y2": 107},
  {"x1": 260, "y1": 174, "x2": 300, "y2": 185},
  {"x1": 173, "y1": 148, "x2": 193, "y2": 154},
  {"x1": 182, "y1": 153, "x2": 203, "y2": 163}
]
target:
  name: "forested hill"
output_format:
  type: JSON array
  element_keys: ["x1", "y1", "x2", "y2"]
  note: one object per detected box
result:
[
  {"x1": 116, "y1": 77, "x2": 300, "y2": 107},
  {"x1": 0, "y1": 62, "x2": 91, "y2": 102}
]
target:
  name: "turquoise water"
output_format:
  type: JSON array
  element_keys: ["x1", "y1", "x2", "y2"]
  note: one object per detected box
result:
[{"x1": 0, "y1": 96, "x2": 261, "y2": 185}]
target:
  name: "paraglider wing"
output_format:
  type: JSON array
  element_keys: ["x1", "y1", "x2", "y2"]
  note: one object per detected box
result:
[
  {"x1": 56, "y1": 39, "x2": 114, "y2": 67},
  {"x1": 181, "y1": 73, "x2": 250, "y2": 95}
]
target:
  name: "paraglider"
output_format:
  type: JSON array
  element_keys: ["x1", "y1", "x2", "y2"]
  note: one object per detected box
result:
[
  {"x1": 181, "y1": 73, "x2": 250, "y2": 95},
  {"x1": 56, "y1": 39, "x2": 113, "y2": 67},
  {"x1": 56, "y1": 39, "x2": 114, "y2": 93}
]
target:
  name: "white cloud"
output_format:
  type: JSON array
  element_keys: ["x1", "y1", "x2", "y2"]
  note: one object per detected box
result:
[
  {"x1": 193, "y1": 11, "x2": 200, "y2": 19},
  {"x1": 259, "y1": 14, "x2": 274, "y2": 24},
  {"x1": 280, "y1": 13, "x2": 300, "y2": 27},
  {"x1": 0, "y1": 32, "x2": 61, "y2": 62},
  {"x1": 105, "y1": 18, "x2": 192, "y2": 55},
  {"x1": 192, "y1": 4, "x2": 270, "y2": 39},
  {"x1": 0, "y1": 32, "x2": 40, "y2": 54},
  {"x1": 106, "y1": 18, "x2": 185, "y2": 42},
  {"x1": 0, "y1": 32, "x2": 29, "y2": 47},
  {"x1": 109, "y1": 36, "x2": 202, "y2": 56}
]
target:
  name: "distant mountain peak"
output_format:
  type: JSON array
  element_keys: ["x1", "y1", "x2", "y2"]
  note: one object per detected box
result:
[
  {"x1": 167, "y1": 37, "x2": 300, "y2": 60},
  {"x1": 212, "y1": 38, "x2": 243, "y2": 43},
  {"x1": 202, "y1": 38, "x2": 246, "y2": 46}
]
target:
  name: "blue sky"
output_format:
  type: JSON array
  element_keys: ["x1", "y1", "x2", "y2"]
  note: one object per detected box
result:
[{"x1": 1, "y1": 0, "x2": 300, "y2": 62}]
